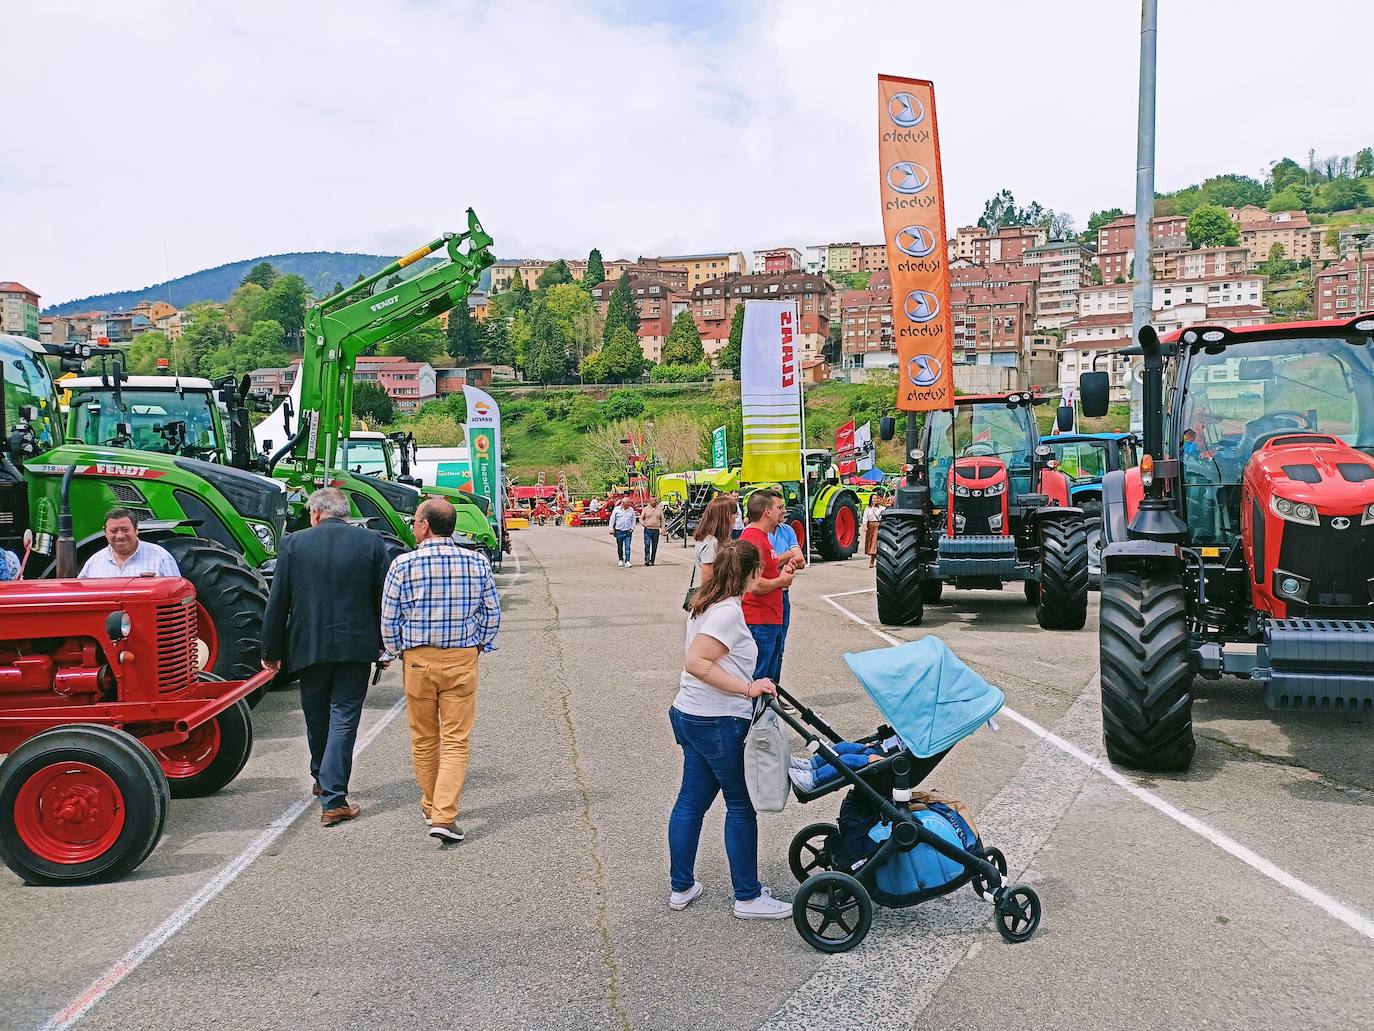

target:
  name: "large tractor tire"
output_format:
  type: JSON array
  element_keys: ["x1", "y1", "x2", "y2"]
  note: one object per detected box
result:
[
  {"x1": 1036, "y1": 518, "x2": 1089, "y2": 631},
  {"x1": 875, "y1": 514, "x2": 924, "y2": 626},
  {"x1": 160, "y1": 536, "x2": 270, "y2": 704},
  {"x1": 80, "y1": 724, "x2": 171, "y2": 857},
  {"x1": 1099, "y1": 573, "x2": 1195, "y2": 771},
  {"x1": 0, "y1": 726, "x2": 165, "y2": 886},
  {"x1": 785, "y1": 505, "x2": 808, "y2": 553},
  {"x1": 815, "y1": 491, "x2": 861, "y2": 562},
  {"x1": 153, "y1": 698, "x2": 254, "y2": 798}
]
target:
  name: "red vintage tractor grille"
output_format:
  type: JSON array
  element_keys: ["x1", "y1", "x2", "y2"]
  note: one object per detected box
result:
[{"x1": 156, "y1": 600, "x2": 197, "y2": 693}]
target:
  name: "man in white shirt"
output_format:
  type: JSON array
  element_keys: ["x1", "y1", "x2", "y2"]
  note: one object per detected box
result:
[
  {"x1": 78, "y1": 508, "x2": 181, "y2": 579},
  {"x1": 609, "y1": 497, "x2": 637, "y2": 567}
]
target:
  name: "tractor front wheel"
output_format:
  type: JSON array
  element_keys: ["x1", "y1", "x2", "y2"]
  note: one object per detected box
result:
[
  {"x1": 815, "y1": 493, "x2": 861, "y2": 562},
  {"x1": 1036, "y1": 518, "x2": 1089, "y2": 630},
  {"x1": 0, "y1": 726, "x2": 165, "y2": 886},
  {"x1": 1100, "y1": 573, "x2": 1195, "y2": 771},
  {"x1": 160, "y1": 537, "x2": 269, "y2": 704},
  {"x1": 876, "y1": 514, "x2": 924, "y2": 626},
  {"x1": 154, "y1": 699, "x2": 254, "y2": 798}
]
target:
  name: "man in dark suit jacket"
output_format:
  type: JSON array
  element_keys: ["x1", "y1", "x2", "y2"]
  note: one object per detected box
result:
[{"x1": 262, "y1": 487, "x2": 391, "y2": 827}]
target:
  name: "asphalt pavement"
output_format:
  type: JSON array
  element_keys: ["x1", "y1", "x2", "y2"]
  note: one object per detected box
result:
[{"x1": 3, "y1": 524, "x2": 1372, "y2": 1031}]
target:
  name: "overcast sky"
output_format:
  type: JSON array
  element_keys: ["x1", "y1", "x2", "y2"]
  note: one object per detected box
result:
[{"x1": 7, "y1": 0, "x2": 1371, "y2": 305}]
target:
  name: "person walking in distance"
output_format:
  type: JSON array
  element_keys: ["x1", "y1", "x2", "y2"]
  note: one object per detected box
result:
[
  {"x1": 381, "y1": 498, "x2": 501, "y2": 843},
  {"x1": 78, "y1": 508, "x2": 180, "y2": 578},
  {"x1": 738, "y1": 490, "x2": 794, "y2": 683},
  {"x1": 640, "y1": 496, "x2": 664, "y2": 566},
  {"x1": 610, "y1": 496, "x2": 637, "y2": 567},
  {"x1": 730, "y1": 491, "x2": 745, "y2": 540},
  {"x1": 668, "y1": 539, "x2": 789, "y2": 919},
  {"x1": 262, "y1": 488, "x2": 391, "y2": 828}
]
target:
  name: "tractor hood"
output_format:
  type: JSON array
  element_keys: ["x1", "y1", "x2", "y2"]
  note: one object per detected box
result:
[{"x1": 1247, "y1": 434, "x2": 1374, "y2": 515}]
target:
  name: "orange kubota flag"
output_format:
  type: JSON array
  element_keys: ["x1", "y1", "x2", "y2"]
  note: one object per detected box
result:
[{"x1": 878, "y1": 76, "x2": 954, "y2": 413}]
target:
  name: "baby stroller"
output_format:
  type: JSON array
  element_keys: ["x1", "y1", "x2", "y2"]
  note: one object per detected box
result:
[{"x1": 766, "y1": 637, "x2": 1041, "y2": 953}]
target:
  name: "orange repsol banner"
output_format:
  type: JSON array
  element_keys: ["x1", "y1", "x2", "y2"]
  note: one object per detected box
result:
[{"x1": 878, "y1": 75, "x2": 953, "y2": 412}]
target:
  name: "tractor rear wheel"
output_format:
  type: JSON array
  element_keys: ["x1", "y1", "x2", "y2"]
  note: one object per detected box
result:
[
  {"x1": 154, "y1": 698, "x2": 254, "y2": 798},
  {"x1": 814, "y1": 493, "x2": 860, "y2": 562},
  {"x1": 160, "y1": 536, "x2": 269, "y2": 704},
  {"x1": 785, "y1": 505, "x2": 807, "y2": 553},
  {"x1": 1036, "y1": 518, "x2": 1089, "y2": 630},
  {"x1": 876, "y1": 514, "x2": 924, "y2": 626},
  {"x1": 0, "y1": 726, "x2": 164, "y2": 886},
  {"x1": 1099, "y1": 573, "x2": 1195, "y2": 771}
]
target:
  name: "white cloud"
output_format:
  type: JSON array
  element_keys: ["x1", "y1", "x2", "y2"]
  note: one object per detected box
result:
[{"x1": 6, "y1": 0, "x2": 1371, "y2": 304}]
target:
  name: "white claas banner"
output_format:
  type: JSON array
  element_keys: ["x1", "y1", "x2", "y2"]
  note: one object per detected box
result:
[
  {"x1": 252, "y1": 372, "x2": 302, "y2": 458},
  {"x1": 740, "y1": 300, "x2": 803, "y2": 484}
]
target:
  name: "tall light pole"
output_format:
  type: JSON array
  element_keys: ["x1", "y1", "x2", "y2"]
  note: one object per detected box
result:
[{"x1": 1130, "y1": 0, "x2": 1158, "y2": 433}]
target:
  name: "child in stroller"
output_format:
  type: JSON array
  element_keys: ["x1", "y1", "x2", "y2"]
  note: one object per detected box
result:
[{"x1": 766, "y1": 637, "x2": 1042, "y2": 953}]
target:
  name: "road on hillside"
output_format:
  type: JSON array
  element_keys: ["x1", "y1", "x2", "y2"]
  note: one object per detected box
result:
[{"x1": 3, "y1": 525, "x2": 1372, "y2": 1031}]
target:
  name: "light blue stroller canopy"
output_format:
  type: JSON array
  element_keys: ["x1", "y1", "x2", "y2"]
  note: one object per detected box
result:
[{"x1": 843, "y1": 637, "x2": 1004, "y2": 758}]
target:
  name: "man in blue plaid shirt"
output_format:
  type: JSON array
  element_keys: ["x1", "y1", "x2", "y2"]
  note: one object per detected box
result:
[{"x1": 381, "y1": 497, "x2": 500, "y2": 843}]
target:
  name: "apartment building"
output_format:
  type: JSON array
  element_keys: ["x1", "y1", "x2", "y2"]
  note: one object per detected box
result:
[
  {"x1": 951, "y1": 281, "x2": 1035, "y2": 364},
  {"x1": 969, "y1": 225, "x2": 1047, "y2": 266},
  {"x1": 1024, "y1": 241, "x2": 1092, "y2": 329},
  {"x1": 651, "y1": 252, "x2": 745, "y2": 292},
  {"x1": 489, "y1": 259, "x2": 591, "y2": 292},
  {"x1": 690, "y1": 271, "x2": 833, "y2": 360},
  {"x1": 859, "y1": 244, "x2": 889, "y2": 272},
  {"x1": 839, "y1": 270, "x2": 893, "y2": 368},
  {"x1": 802, "y1": 244, "x2": 830, "y2": 276},
  {"x1": 0, "y1": 282, "x2": 40, "y2": 337},
  {"x1": 751, "y1": 247, "x2": 802, "y2": 274},
  {"x1": 1152, "y1": 246, "x2": 1249, "y2": 281},
  {"x1": 1237, "y1": 210, "x2": 1314, "y2": 265},
  {"x1": 1078, "y1": 274, "x2": 1265, "y2": 316},
  {"x1": 1096, "y1": 214, "x2": 1190, "y2": 283},
  {"x1": 953, "y1": 226, "x2": 988, "y2": 262},
  {"x1": 1314, "y1": 256, "x2": 1374, "y2": 318},
  {"x1": 588, "y1": 277, "x2": 692, "y2": 362},
  {"x1": 826, "y1": 243, "x2": 861, "y2": 275},
  {"x1": 253, "y1": 356, "x2": 435, "y2": 412}
]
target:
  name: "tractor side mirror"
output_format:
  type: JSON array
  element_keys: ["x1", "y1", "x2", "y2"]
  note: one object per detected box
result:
[
  {"x1": 1055, "y1": 405, "x2": 1074, "y2": 432},
  {"x1": 1078, "y1": 372, "x2": 1110, "y2": 418},
  {"x1": 879, "y1": 415, "x2": 895, "y2": 441},
  {"x1": 20, "y1": 406, "x2": 37, "y2": 423},
  {"x1": 1239, "y1": 358, "x2": 1275, "y2": 381}
]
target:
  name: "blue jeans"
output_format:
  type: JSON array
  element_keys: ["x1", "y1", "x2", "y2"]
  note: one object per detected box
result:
[
  {"x1": 808, "y1": 742, "x2": 879, "y2": 787},
  {"x1": 614, "y1": 529, "x2": 633, "y2": 562},
  {"x1": 643, "y1": 528, "x2": 660, "y2": 564},
  {"x1": 775, "y1": 592, "x2": 791, "y2": 686},
  {"x1": 298, "y1": 662, "x2": 370, "y2": 810},
  {"x1": 749, "y1": 622, "x2": 785, "y2": 682},
  {"x1": 668, "y1": 707, "x2": 760, "y2": 900}
]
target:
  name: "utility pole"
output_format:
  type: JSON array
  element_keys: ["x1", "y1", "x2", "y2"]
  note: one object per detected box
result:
[{"x1": 1130, "y1": 0, "x2": 1158, "y2": 433}]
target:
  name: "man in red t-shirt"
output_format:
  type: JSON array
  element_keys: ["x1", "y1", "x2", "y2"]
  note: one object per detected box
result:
[{"x1": 739, "y1": 490, "x2": 795, "y2": 680}]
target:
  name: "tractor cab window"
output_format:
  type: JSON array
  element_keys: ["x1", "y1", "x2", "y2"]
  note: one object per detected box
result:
[
  {"x1": 71, "y1": 389, "x2": 222, "y2": 460},
  {"x1": 1, "y1": 342, "x2": 61, "y2": 451},
  {"x1": 1049, "y1": 440, "x2": 1109, "y2": 483},
  {"x1": 926, "y1": 403, "x2": 1035, "y2": 508},
  {"x1": 1178, "y1": 336, "x2": 1374, "y2": 544},
  {"x1": 341, "y1": 438, "x2": 393, "y2": 478}
]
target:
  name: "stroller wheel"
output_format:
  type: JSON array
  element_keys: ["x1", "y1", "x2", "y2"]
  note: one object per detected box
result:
[
  {"x1": 971, "y1": 846, "x2": 1008, "y2": 899},
  {"x1": 788, "y1": 822, "x2": 839, "y2": 883},
  {"x1": 994, "y1": 885, "x2": 1041, "y2": 944},
  {"x1": 793, "y1": 872, "x2": 873, "y2": 954}
]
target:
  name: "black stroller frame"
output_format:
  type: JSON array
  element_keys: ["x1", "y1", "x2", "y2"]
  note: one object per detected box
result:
[{"x1": 766, "y1": 685, "x2": 1042, "y2": 953}]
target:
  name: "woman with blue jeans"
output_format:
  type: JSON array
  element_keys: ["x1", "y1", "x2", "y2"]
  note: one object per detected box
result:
[{"x1": 668, "y1": 539, "x2": 791, "y2": 919}]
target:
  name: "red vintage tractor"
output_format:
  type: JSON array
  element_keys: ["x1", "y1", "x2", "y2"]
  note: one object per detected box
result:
[
  {"x1": 1080, "y1": 316, "x2": 1374, "y2": 770},
  {"x1": 0, "y1": 572, "x2": 272, "y2": 885}
]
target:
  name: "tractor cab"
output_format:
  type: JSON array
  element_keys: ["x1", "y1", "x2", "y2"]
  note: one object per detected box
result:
[{"x1": 67, "y1": 376, "x2": 225, "y2": 462}]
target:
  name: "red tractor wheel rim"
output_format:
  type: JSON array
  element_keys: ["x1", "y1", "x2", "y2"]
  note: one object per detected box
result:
[
  {"x1": 155, "y1": 719, "x2": 222, "y2": 780},
  {"x1": 790, "y1": 518, "x2": 806, "y2": 543},
  {"x1": 13, "y1": 761, "x2": 126, "y2": 864},
  {"x1": 196, "y1": 601, "x2": 219, "y2": 673},
  {"x1": 834, "y1": 506, "x2": 857, "y2": 549}
]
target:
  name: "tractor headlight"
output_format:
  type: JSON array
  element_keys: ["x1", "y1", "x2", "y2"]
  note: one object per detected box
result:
[
  {"x1": 985, "y1": 481, "x2": 1007, "y2": 496},
  {"x1": 1363, "y1": 503, "x2": 1374, "y2": 526},
  {"x1": 1271, "y1": 496, "x2": 1319, "y2": 526},
  {"x1": 953, "y1": 484, "x2": 970, "y2": 497},
  {"x1": 106, "y1": 610, "x2": 132, "y2": 640},
  {"x1": 954, "y1": 514, "x2": 966, "y2": 532},
  {"x1": 250, "y1": 521, "x2": 276, "y2": 554},
  {"x1": 988, "y1": 513, "x2": 1004, "y2": 531}
]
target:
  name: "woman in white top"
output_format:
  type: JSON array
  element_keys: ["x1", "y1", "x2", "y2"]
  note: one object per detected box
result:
[
  {"x1": 667, "y1": 539, "x2": 790, "y2": 920},
  {"x1": 862, "y1": 493, "x2": 886, "y2": 568}
]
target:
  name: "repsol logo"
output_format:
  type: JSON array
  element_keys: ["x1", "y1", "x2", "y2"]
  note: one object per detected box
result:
[
  {"x1": 882, "y1": 129, "x2": 931, "y2": 144},
  {"x1": 369, "y1": 294, "x2": 400, "y2": 313},
  {"x1": 885, "y1": 196, "x2": 937, "y2": 211}
]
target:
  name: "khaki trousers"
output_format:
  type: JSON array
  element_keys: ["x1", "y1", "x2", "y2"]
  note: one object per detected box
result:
[{"x1": 402, "y1": 645, "x2": 480, "y2": 826}]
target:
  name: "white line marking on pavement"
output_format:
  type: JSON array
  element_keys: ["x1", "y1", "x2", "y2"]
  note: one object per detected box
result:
[
  {"x1": 42, "y1": 551, "x2": 527, "y2": 1031},
  {"x1": 820, "y1": 590, "x2": 1374, "y2": 944}
]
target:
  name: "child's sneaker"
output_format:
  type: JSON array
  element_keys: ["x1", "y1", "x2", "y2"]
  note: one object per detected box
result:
[
  {"x1": 789, "y1": 755, "x2": 814, "y2": 771},
  {"x1": 669, "y1": 881, "x2": 703, "y2": 911},
  {"x1": 733, "y1": 887, "x2": 791, "y2": 920},
  {"x1": 789, "y1": 766, "x2": 819, "y2": 793}
]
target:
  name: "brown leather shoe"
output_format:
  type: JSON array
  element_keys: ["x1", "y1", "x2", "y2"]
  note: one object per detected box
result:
[
  {"x1": 321, "y1": 804, "x2": 360, "y2": 827},
  {"x1": 312, "y1": 781, "x2": 322, "y2": 797}
]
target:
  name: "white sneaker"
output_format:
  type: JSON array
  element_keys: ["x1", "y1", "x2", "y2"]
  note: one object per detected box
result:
[
  {"x1": 789, "y1": 755, "x2": 814, "y2": 771},
  {"x1": 669, "y1": 881, "x2": 704, "y2": 911},
  {"x1": 733, "y1": 886, "x2": 791, "y2": 920},
  {"x1": 789, "y1": 766, "x2": 820, "y2": 793}
]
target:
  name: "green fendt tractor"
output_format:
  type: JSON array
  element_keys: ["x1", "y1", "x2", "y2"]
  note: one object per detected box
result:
[{"x1": 1, "y1": 335, "x2": 275, "y2": 690}]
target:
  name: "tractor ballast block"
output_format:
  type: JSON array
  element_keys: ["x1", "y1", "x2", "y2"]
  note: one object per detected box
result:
[
  {"x1": 1261, "y1": 618, "x2": 1374, "y2": 713},
  {"x1": 936, "y1": 534, "x2": 1017, "y2": 579}
]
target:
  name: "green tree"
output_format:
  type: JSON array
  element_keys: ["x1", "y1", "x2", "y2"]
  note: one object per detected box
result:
[
  {"x1": 241, "y1": 261, "x2": 279, "y2": 289},
  {"x1": 1266, "y1": 185, "x2": 1312, "y2": 212},
  {"x1": 717, "y1": 302, "x2": 745, "y2": 379},
  {"x1": 1325, "y1": 226, "x2": 1341, "y2": 252},
  {"x1": 1082, "y1": 208, "x2": 1124, "y2": 243},
  {"x1": 590, "y1": 326, "x2": 647, "y2": 383},
  {"x1": 1186, "y1": 204, "x2": 1240, "y2": 248},
  {"x1": 1315, "y1": 178, "x2": 1372, "y2": 213},
  {"x1": 332, "y1": 280, "x2": 345, "y2": 296},
  {"x1": 978, "y1": 188, "x2": 1020, "y2": 229},
  {"x1": 1089, "y1": 263, "x2": 1104, "y2": 286},
  {"x1": 508, "y1": 310, "x2": 533, "y2": 375},
  {"x1": 585, "y1": 248, "x2": 605, "y2": 289},
  {"x1": 506, "y1": 271, "x2": 532, "y2": 313},
  {"x1": 125, "y1": 330, "x2": 172, "y2": 374},
  {"x1": 603, "y1": 385, "x2": 647, "y2": 418},
  {"x1": 225, "y1": 282, "x2": 267, "y2": 334},
  {"x1": 1197, "y1": 173, "x2": 1266, "y2": 209},
  {"x1": 445, "y1": 303, "x2": 483, "y2": 363},
  {"x1": 567, "y1": 393, "x2": 602, "y2": 431},
  {"x1": 603, "y1": 272, "x2": 634, "y2": 343},
  {"x1": 536, "y1": 259, "x2": 574, "y2": 290},
  {"x1": 259, "y1": 274, "x2": 309, "y2": 346},
  {"x1": 525, "y1": 306, "x2": 570, "y2": 383},
  {"x1": 1270, "y1": 157, "x2": 1307, "y2": 194},
  {"x1": 543, "y1": 283, "x2": 596, "y2": 369},
  {"x1": 352, "y1": 381, "x2": 396, "y2": 425},
  {"x1": 661, "y1": 309, "x2": 705, "y2": 365},
  {"x1": 1357, "y1": 147, "x2": 1374, "y2": 178},
  {"x1": 381, "y1": 322, "x2": 446, "y2": 362},
  {"x1": 482, "y1": 306, "x2": 513, "y2": 367},
  {"x1": 179, "y1": 302, "x2": 233, "y2": 374}
]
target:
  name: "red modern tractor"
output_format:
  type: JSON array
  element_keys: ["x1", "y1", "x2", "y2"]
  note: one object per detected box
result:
[
  {"x1": 0, "y1": 470, "x2": 272, "y2": 884},
  {"x1": 876, "y1": 392, "x2": 1090, "y2": 629},
  {"x1": 1080, "y1": 316, "x2": 1374, "y2": 770}
]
